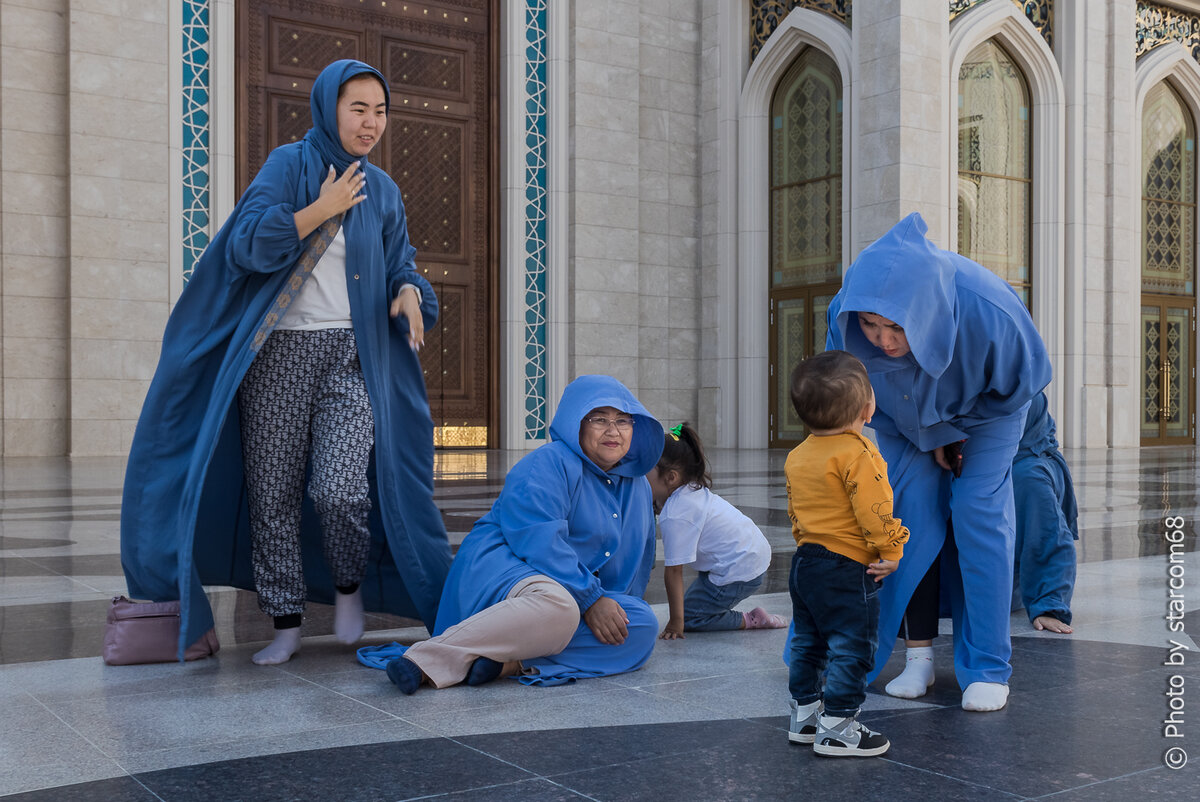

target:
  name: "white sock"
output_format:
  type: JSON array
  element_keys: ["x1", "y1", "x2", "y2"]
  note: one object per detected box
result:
[
  {"x1": 334, "y1": 588, "x2": 364, "y2": 645},
  {"x1": 253, "y1": 626, "x2": 301, "y2": 665},
  {"x1": 962, "y1": 681, "x2": 1009, "y2": 712},
  {"x1": 884, "y1": 646, "x2": 935, "y2": 698}
]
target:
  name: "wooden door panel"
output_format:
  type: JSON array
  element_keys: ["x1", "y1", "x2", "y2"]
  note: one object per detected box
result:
[
  {"x1": 240, "y1": 0, "x2": 496, "y2": 447},
  {"x1": 268, "y1": 18, "x2": 362, "y2": 77},
  {"x1": 392, "y1": 113, "x2": 468, "y2": 260},
  {"x1": 267, "y1": 93, "x2": 311, "y2": 149}
]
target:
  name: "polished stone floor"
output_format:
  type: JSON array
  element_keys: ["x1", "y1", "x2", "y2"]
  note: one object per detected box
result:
[{"x1": 1, "y1": 445, "x2": 1198, "y2": 800}]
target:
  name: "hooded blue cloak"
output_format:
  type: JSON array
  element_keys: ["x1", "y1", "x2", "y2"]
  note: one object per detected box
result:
[
  {"x1": 828, "y1": 212, "x2": 1051, "y2": 689},
  {"x1": 121, "y1": 60, "x2": 452, "y2": 657},
  {"x1": 434, "y1": 374, "x2": 665, "y2": 685},
  {"x1": 1012, "y1": 391, "x2": 1078, "y2": 624}
]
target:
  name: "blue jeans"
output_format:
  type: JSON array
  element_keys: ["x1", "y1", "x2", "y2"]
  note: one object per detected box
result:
[
  {"x1": 788, "y1": 544, "x2": 879, "y2": 718},
  {"x1": 683, "y1": 570, "x2": 764, "y2": 631}
]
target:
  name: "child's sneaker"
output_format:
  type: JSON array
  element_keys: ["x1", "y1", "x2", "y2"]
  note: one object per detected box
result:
[
  {"x1": 743, "y1": 607, "x2": 787, "y2": 629},
  {"x1": 813, "y1": 714, "x2": 890, "y2": 757},
  {"x1": 788, "y1": 699, "x2": 822, "y2": 744}
]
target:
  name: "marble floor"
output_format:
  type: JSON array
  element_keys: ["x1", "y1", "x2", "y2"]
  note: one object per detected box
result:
[{"x1": 1, "y1": 445, "x2": 1198, "y2": 800}]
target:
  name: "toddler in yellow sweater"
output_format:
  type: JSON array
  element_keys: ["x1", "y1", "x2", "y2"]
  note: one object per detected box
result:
[{"x1": 784, "y1": 349, "x2": 909, "y2": 758}]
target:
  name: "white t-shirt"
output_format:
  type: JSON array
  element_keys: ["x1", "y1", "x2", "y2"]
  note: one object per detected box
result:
[
  {"x1": 659, "y1": 484, "x2": 772, "y2": 585},
  {"x1": 277, "y1": 227, "x2": 420, "y2": 331},
  {"x1": 278, "y1": 227, "x2": 353, "y2": 330}
]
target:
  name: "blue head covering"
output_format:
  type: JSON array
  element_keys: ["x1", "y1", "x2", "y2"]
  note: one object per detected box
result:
[
  {"x1": 298, "y1": 59, "x2": 390, "y2": 204},
  {"x1": 549, "y1": 375, "x2": 664, "y2": 478},
  {"x1": 835, "y1": 212, "x2": 959, "y2": 377}
]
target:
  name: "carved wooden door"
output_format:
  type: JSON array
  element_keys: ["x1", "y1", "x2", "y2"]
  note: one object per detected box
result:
[{"x1": 238, "y1": 0, "x2": 497, "y2": 447}]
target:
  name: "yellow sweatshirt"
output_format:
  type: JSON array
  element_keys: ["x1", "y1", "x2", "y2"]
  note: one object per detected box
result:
[{"x1": 784, "y1": 431, "x2": 909, "y2": 565}]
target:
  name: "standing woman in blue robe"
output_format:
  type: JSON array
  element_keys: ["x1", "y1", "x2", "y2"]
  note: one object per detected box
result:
[
  {"x1": 121, "y1": 60, "x2": 451, "y2": 664},
  {"x1": 826, "y1": 212, "x2": 1051, "y2": 712},
  {"x1": 382, "y1": 374, "x2": 664, "y2": 692}
]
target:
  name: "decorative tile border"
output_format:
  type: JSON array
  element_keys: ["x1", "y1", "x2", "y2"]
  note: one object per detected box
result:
[
  {"x1": 181, "y1": 0, "x2": 211, "y2": 282},
  {"x1": 523, "y1": 0, "x2": 549, "y2": 441}
]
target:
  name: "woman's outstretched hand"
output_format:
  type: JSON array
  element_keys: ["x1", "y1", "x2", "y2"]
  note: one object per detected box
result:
[
  {"x1": 389, "y1": 286, "x2": 424, "y2": 350},
  {"x1": 584, "y1": 596, "x2": 629, "y2": 645}
]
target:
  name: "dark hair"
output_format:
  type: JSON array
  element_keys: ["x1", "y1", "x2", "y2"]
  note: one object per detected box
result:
[
  {"x1": 338, "y1": 72, "x2": 388, "y2": 101},
  {"x1": 656, "y1": 422, "x2": 711, "y2": 489},
  {"x1": 789, "y1": 350, "x2": 873, "y2": 430}
]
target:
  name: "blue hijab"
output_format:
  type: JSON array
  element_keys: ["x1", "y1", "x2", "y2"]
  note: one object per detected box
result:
[{"x1": 829, "y1": 212, "x2": 1051, "y2": 449}]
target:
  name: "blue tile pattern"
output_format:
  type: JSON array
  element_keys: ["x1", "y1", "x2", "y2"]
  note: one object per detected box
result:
[
  {"x1": 522, "y1": 0, "x2": 549, "y2": 441},
  {"x1": 181, "y1": 0, "x2": 211, "y2": 283}
]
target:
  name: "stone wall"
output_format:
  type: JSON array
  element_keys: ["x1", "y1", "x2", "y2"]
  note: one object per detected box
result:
[
  {"x1": 567, "y1": 0, "x2": 703, "y2": 425},
  {"x1": 0, "y1": 0, "x2": 167, "y2": 456}
]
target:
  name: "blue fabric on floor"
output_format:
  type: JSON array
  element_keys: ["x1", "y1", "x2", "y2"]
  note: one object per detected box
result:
[{"x1": 357, "y1": 642, "x2": 408, "y2": 670}]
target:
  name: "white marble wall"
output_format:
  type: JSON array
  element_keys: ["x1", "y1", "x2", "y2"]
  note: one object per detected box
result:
[
  {"x1": 567, "y1": 0, "x2": 703, "y2": 425},
  {"x1": 637, "y1": 0, "x2": 700, "y2": 426},
  {"x1": 567, "y1": 0, "x2": 643, "y2": 390},
  {"x1": 1057, "y1": 0, "x2": 1137, "y2": 448},
  {"x1": 0, "y1": 0, "x2": 167, "y2": 456},
  {"x1": 696, "y1": 0, "x2": 723, "y2": 439},
  {"x1": 66, "y1": 0, "x2": 169, "y2": 456},
  {"x1": 1102, "y1": 0, "x2": 1138, "y2": 448},
  {"x1": 1, "y1": 0, "x2": 71, "y2": 455},
  {"x1": 854, "y1": 0, "x2": 949, "y2": 247}
]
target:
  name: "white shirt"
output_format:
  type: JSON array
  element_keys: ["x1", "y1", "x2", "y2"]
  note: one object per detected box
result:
[
  {"x1": 277, "y1": 227, "x2": 421, "y2": 331},
  {"x1": 278, "y1": 227, "x2": 353, "y2": 330},
  {"x1": 659, "y1": 484, "x2": 772, "y2": 585}
]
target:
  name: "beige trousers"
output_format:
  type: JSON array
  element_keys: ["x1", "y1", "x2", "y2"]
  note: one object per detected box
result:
[{"x1": 403, "y1": 575, "x2": 579, "y2": 688}]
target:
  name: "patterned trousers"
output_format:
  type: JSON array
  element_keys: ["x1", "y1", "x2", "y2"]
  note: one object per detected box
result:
[{"x1": 238, "y1": 328, "x2": 374, "y2": 619}]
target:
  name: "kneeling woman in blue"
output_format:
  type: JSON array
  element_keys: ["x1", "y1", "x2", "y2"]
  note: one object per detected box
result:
[
  {"x1": 1012, "y1": 391, "x2": 1078, "y2": 634},
  {"x1": 826, "y1": 212, "x2": 1051, "y2": 712},
  {"x1": 384, "y1": 374, "x2": 665, "y2": 693}
]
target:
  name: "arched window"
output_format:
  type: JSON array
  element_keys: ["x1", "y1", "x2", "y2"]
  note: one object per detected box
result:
[
  {"x1": 957, "y1": 39, "x2": 1032, "y2": 307},
  {"x1": 768, "y1": 46, "x2": 842, "y2": 446},
  {"x1": 1141, "y1": 80, "x2": 1196, "y2": 444}
]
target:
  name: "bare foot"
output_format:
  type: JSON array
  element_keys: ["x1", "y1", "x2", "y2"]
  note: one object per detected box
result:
[{"x1": 1033, "y1": 614, "x2": 1072, "y2": 634}]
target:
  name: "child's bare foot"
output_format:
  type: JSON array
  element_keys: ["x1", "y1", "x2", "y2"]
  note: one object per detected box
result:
[
  {"x1": 1033, "y1": 614, "x2": 1072, "y2": 634},
  {"x1": 742, "y1": 607, "x2": 787, "y2": 629}
]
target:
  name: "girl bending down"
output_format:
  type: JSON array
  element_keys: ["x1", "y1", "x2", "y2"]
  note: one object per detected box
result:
[{"x1": 650, "y1": 423, "x2": 787, "y2": 639}]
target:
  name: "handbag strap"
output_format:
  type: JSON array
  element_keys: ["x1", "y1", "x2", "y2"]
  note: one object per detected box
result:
[{"x1": 250, "y1": 212, "x2": 345, "y2": 353}]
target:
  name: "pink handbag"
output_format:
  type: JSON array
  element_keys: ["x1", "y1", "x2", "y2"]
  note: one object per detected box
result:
[{"x1": 102, "y1": 596, "x2": 220, "y2": 665}]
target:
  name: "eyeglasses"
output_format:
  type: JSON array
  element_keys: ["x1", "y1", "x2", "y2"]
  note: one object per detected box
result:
[{"x1": 584, "y1": 415, "x2": 634, "y2": 431}]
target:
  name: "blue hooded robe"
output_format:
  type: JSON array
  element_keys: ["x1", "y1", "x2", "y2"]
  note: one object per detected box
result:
[
  {"x1": 121, "y1": 60, "x2": 452, "y2": 657},
  {"x1": 1012, "y1": 391, "x2": 1078, "y2": 625},
  {"x1": 827, "y1": 212, "x2": 1051, "y2": 689},
  {"x1": 434, "y1": 374, "x2": 665, "y2": 685}
]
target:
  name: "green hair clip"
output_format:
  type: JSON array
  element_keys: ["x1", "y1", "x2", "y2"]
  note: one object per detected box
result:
[{"x1": 669, "y1": 424, "x2": 683, "y2": 441}]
